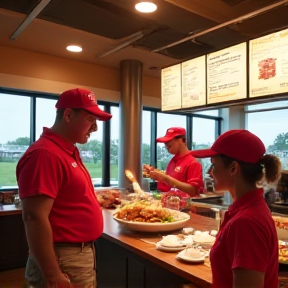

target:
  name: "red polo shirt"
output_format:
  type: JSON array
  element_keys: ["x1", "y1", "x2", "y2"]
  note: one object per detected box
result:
[
  {"x1": 157, "y1": 153, "x2": 204, "y2": 194},
  {"x1": 16, "y1": 127, "x2": 103, "y2": 243},
  {"x1": 210, "y1": 188, "x2": 278, "y2": 288}
]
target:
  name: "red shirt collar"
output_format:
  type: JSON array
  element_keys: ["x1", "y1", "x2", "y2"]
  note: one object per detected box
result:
[
  {"x1": 228, "y1": 187, "x2": 264, "y2": 213},
  {"x1": 41, "y1": 127, "x2": 76, "y2": 155},
  {"x1": 172, "y1": 151, "x2": 191, "y2": 161}
]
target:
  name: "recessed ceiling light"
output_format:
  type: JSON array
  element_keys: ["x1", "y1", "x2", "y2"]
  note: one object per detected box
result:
[
  {"x1": 66, "y1": 45, "x2": 82, "y2": 52},
  {"x1": 135, "y1": 2, "x2": 157, "y2": 13}
]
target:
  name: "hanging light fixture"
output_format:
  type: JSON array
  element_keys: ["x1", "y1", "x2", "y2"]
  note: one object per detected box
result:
[
  {"x1": 66, "y1": 45, "x2": 82, "y2": 52},
  {"x1": 135, "y1": 1, "x2": 157, "y2": 13}
]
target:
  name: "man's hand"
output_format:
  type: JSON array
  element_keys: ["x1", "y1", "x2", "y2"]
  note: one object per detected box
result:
[
  {"x1": 44, "y1": 273, "x2": 73, "y2": 288},
  {"x1": 150, "y1": 171, "x2": 172, "y2": 185}
]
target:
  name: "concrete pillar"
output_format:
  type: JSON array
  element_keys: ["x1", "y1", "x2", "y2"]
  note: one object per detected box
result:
[
  {"x1": 220, "y1": 106, "x2": 245, "y2": 133},
  {"x1": 118, "y1": 60, "x2": 143, "y2": 189}
]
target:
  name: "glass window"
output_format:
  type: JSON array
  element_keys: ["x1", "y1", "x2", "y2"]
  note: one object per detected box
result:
[
  {"x1": 246, "y1": 108, "x2": 288, "y2": 170},
  {"x1": 193, "y1": 109, "x2": 219, "y2": 116},
  {"x1": 77, "y1": 105, "x2": 104, "y2": 187},
  {"x1": 246, "y1": 100, "x2": 288, "y2": 111},
  {"x1": 110, "y1": 106, "x2": 119, "y2": 186},
  {"x1": 0, "y1": 93, "x2": 30, "y2": 188},
  {"x1": 142, "y1": 110, "x2": 151, "y2": 166},
  {"x1": 36, "y1": 98, "x2": 57, "y2": 140},
  {"x1": 156, "y1": 113, "x2": 186, "y2": 170},
  {"x1": 192, "y1": 117, "x2": 217, "y2": 175}
]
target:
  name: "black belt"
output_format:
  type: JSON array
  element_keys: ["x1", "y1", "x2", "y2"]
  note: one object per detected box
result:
[{"x1": 54, "y1": 241, "x2": 94, "y2": 248}]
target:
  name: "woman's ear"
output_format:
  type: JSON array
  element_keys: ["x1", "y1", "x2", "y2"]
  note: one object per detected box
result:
[{"x1": 230, "y1": 161, "x2": 238, "y2": 174}]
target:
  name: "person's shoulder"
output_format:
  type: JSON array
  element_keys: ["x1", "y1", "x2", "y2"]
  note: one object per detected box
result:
[
  {"x1": 22, "y1": 138, "x2": 61, "y2": 162},
  {"x1": 186, "y1": 153, "x2": 202, "y2": 164},
  {"x1": 229, "y1": 208, "x2": 274, "y2": 233}
]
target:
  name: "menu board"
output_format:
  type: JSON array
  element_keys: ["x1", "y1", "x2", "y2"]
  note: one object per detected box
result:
[
  {"x1": 249, "y1": 28, "x2": 288, "y2": 98},
  {"x1": 181, "y1": 55, "x2": 206, "y2": 108},
  {"x1": 207, "y1": 42, "x2": 247, "y2": 104},
  {"x1": 161, "y1": 64, "x2": 182, "y2": 111}
]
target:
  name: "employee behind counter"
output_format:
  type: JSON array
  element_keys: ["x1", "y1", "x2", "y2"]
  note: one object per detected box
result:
[{"x1": 144, "y1": 127, "x2": 204, "y2": 198}]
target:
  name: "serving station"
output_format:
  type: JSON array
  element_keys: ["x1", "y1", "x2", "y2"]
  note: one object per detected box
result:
[
  {"x1": 96, "y1": 206, "x2": 288, "y2": 288},
  {"x1": 96, "y1": 209, "x2": 216, "y2": 288}
]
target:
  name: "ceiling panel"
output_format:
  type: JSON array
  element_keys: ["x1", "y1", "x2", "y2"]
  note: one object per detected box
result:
[{"x1": 0, "y1": 0, "x2": 288, "y2": 77}]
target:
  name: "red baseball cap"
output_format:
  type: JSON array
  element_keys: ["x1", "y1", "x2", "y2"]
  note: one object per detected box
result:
[
  {"x1": 55, "y1": 88, "x2": 112, "y2": 121},
  {"x1": 156, "y1": 127, "x2": 186, "y2": 143},
  {"x1": 190, "y1": 129, "x2": 266, "y2": 163}
]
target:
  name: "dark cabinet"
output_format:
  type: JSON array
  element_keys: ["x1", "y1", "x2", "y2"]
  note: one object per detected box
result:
[
  {"x1": 0, "y1": 214, "x2": 28, "y2": 270},
  {"x1": 95, "y1": 237, "x2": 192, "y2": 288}
]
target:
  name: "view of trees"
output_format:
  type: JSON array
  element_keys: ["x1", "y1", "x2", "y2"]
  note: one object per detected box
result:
[
  {"x1": 1, "y1": 132, "x2": 287, "y2": 167},
  {"x1": 6, "y1": 137, "x2": 30, "y2": 145},
  {"x1": 267, "y1": 132, "x2": 288, "y2": 152}
]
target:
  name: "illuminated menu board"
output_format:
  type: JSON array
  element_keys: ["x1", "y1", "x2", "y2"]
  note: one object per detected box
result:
[
  {"x1": 249, "y1": 28, "x2": 288, "y2": 98},
  {"x1": 181, "y1": 55, "x2": 206, "y2": 108},
  {"x1": 161, "y1": 64, "x2": 182, "y2": 111},
  {"x1": 207, "y1": 42, "x2": 247, "y2": 104}
]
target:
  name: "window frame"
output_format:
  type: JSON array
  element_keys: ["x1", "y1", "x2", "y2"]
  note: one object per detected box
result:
[{"x1": 0, "y1": 88, "x2": 222, "y2": 188}]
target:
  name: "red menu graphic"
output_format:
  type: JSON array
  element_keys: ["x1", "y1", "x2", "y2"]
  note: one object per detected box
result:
[{"x1": 258, "y1": 58, "x2": 276, "y2": 80}]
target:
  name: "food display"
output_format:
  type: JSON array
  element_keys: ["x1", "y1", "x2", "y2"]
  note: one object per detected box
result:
[
  {"x1": 114, "y1": 200, "x2": 183, "y2": 223},
  {"x1": 272, "y1": 215, "x2": 288, "y2": 241},
  {"x1": 274, "y1": 216, "x2": 288, "y2": 230},
  {"x1": 160, "y1": 189, "x2": 195, "y2": 211},
  {"x1": 113, "y1": 200, "x2": 190, "y2": 232},
  {"x1": 279, "y1": 240, "x2": 288, "y2": 264},
  {"x1": 95, "y1": 189, "x2": 121, "y2": 208},
  {"x1": 142, "y1": 164, "x2": 165, "y2": 178}
]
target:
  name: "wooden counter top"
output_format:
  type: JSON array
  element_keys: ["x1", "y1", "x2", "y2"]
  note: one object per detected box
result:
[
  {"x1": 0, "y1": 204, "x2": 22, "y2": 216},
  {"x1": 102, "y1": 209, "x2": 217, "y2": 288}
]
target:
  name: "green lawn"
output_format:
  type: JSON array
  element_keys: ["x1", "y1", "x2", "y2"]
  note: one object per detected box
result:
[{"x1": 0, "y1": 162, "x2": 118, "y2": 187}]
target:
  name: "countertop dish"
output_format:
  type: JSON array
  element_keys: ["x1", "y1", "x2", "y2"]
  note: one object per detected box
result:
[{"x1": 113, "y1": 210, "x2": 190, "y2": 232}]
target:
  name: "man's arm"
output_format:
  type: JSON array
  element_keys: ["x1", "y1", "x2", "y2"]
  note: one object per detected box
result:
[
  {"x1": 22, "y1": 195, "x2": 71, "y2": 287},
  {"x1": 149, "y1": 171, "x2": 198, "y2": 196},
  {"x1": 233, "y1": 268, "x2": 265, "y2": 288}
]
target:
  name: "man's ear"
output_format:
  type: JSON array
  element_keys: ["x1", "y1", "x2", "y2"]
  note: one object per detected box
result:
[
  {"x1": 63, "y1": 108, "x2": 74, "y2": 122},
  {"x1": 230, "y1": 161, "x2": 238, "y2": 174}
]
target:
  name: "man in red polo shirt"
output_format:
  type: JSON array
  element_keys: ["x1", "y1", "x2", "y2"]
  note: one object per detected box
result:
[
  {"x1": 16, "y1": 88, "x2": 112, "y2": 288},
  {"x1": 149, "y1": 127, "x2": 204, "y2": 197}
]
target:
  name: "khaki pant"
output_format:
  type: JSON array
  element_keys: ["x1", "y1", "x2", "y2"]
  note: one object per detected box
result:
[{"x1": 25, "y1": 245, "x2": 96, "y2": 288}]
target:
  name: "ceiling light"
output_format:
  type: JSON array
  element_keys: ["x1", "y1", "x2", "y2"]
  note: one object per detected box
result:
[
  {"x1": 66, "y1": 45, "x2": 82, "y2": 52},
  {"x1": 135, "y1": 2, "x2": 157, "y2": 13}
]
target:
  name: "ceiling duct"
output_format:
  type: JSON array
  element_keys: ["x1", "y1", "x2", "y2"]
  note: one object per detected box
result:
[
  {"x1": 221, "y1": 0, "x2": 248, "y2": 5},
  {"x1": 152, "y1": 0, "x2": 288, "y2": 52},
  {"x1": 10, "y1": 0, "x2": 51, "y2": 40}
]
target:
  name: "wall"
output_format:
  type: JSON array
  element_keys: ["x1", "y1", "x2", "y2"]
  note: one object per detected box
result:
[{"x1": 0, "y1": 46, "x2": 161, "y2": 107}]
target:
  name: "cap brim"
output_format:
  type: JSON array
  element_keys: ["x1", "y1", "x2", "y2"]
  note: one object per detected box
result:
[
  {"x1": 156, "y1": 136, "x2": 175, "y2": 143},
  {"x1": 83, "y1": 106, "x2": 112, "y2": 121},
  {"x1": 190, "y1": 149, "x2": 219, "y2": 158}
]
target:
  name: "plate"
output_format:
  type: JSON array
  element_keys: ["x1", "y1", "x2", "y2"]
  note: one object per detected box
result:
[
  {"x1": 113, "y1": 210, "x2": 190, "y2": 232},
  {"x1": 156, "y1": 243, "x2": 187, "y2": 252},
  {"x1": 177, "y1": 249, "x2": 205, "y2": 263}
]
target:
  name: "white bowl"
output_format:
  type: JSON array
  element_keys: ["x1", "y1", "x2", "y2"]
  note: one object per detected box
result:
[{"x1": 113, "y1": 210, "x2": 190, "y2": 232}]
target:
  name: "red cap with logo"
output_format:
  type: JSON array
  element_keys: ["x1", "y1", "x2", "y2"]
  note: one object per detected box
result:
[
  {"x1": 156, "y1": 127, "x2": 186, "y2": 143},
  {"x1": 190, "y1": 129, "x2": 266, "y2": 163},
  {"x1": 55, "y1": 88, "x2": 112, "y2": 121}
]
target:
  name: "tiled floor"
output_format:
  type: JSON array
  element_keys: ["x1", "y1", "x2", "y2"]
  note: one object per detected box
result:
[{"x1": 0, "y1": 268, "x2": 27, "y2": 288}]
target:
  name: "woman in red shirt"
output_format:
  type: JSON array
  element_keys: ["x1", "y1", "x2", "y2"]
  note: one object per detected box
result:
[{"x1": 191, "y1": 129, "x2": 281, "y2": 288}]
